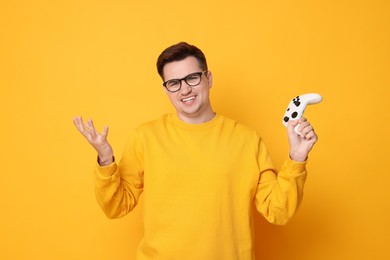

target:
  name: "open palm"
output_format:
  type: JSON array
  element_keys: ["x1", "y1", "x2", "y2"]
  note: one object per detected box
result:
[{"x1": 73, "y1": 116, "x2": 114, "y2": 165}]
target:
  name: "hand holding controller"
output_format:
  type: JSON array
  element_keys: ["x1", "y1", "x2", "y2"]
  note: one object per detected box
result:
[{"x1": 282, "y1": 93, "x2": 322, "y2": 134}]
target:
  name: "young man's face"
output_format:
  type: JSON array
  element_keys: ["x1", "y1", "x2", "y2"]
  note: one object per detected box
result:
[{"x1": 162, "y1": 56, "x2": 214, "y2": 124}]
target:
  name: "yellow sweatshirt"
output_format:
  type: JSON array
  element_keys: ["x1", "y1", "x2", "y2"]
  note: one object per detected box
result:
[{"x1": 94, "y1": 113, "x2": 307, "y2": 260}]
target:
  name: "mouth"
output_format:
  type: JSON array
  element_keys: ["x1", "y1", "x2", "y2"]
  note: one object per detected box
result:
[{"x1": 181, "y1": 95, "x2": 197, "y2": 103}]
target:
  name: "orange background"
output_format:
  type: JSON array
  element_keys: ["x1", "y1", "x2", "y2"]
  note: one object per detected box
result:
[{"x1": 1, "y1": 0, "x2": 389, "y2": 259}]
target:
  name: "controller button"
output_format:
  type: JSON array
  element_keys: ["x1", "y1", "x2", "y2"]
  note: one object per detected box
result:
[
  {"x1": 283, "y1": 117, "x2": 289, "y2": 123},
  {"x1": 292, "y1": 112, "x2": 298, "y2": 118}
]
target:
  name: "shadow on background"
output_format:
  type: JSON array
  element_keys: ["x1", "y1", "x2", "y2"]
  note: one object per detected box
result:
[{"x1": 253, "y1": 204, "x2": 333, "y2": 260}]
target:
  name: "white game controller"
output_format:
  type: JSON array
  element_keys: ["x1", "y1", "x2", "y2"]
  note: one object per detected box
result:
[{"x1": 282, "y1": 93, "x2": 322, "y2": 134}]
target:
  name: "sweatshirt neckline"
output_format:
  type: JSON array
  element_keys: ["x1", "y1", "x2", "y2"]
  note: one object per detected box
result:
[{"x1": 169, "y1": 113, "x2": 221, "y2": 130}]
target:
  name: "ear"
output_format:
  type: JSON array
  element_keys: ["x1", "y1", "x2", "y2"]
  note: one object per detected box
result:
[{"x1": 206, "y1": 71, "x2": 213, "y2": 89}]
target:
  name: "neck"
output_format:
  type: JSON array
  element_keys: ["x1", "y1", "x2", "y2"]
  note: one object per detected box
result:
[{"x1": 177, "y1": 110, "x2": 216, "y2": 124}]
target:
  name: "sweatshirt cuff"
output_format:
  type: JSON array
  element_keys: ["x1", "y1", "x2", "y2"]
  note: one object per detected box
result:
[
  {"x1": 95, "y1": 162, "x2": 117, "y2": 178},
  {"x1": 282, "y1": 157, "x2": 307, "y2": 175}
]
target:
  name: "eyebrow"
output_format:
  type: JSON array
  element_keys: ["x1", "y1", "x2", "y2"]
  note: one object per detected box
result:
[{"x1": 165, "y1": 71, "x2": 201, "y2": 82}]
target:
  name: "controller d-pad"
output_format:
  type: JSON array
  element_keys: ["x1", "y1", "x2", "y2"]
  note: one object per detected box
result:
[{"x1": 293, "y1": 97, "x2": 301, "y2": 107}]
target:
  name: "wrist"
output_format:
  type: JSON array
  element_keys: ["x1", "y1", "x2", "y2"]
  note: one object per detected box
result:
[
  {"x1": 289, "y1": 151, "x2": 308, "y2": 162},
  {"x1": 98, "y1": 154, "x2": 114, "y2": 166}
]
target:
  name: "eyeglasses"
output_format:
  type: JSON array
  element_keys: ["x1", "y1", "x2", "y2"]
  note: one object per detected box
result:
[{"x1": 163, "y1": 71, "x2": 208, "y2": 93}]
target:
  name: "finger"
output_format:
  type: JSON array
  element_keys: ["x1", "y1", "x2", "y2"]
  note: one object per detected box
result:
[
  {"x1": 73, "y1": 116, "x2": 87, "y2": 134},
  {"x1": 301, "y1": 124, "x2": 314, "y2": 137},
  {"x1": 86, "y1": 118, "x2": 98, "y2": 136},
  {"x1": 298, "y1": 117, "x2": 307, "y2": 123},
  {"x1": 288, "y1": 120, "x2": 299, "y2": 133},
  {"x1": 298, "y1": 121, "x2": 310, "y2": 131},
  {"x1": 293, "y1": 119, "x2": 309, "y2": 134},
  {"x1": 72, "y1": 116, "x2": 81, "y2": 129},
  {"x1": 101, "y1": 125, "x2": 109, "y2": 139},
  {"x1": 301, "y1": 124, "x2": 312, "y2": 134},
  {"x1": 288, "y1": 120, "x2": 299, "y2": 127},
  {"x1": 287, "y1": 121, "x2": 298, "y2": 136},
  {"x1": 305, "y1": 130, "x2": 317, "y2": 142}
]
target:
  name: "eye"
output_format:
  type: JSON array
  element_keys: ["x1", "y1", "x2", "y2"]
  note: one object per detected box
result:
[
  {"x1": 186, "y1": 74, "x2": 199, "y2": 80},
  {"x1": 186, "y1": 73, "x2": 201, "y2": 84},
  {"x1": 167, "y1": 80, "x2": 179, "y2": 87}
]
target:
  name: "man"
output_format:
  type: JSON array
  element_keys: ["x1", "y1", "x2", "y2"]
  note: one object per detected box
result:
[{"x1": 73, "y1": 42, "x2": 318, "y2": 259}]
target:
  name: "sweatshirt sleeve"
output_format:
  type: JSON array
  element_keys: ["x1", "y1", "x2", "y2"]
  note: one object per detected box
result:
[
  {"x1": 254, "y1": 140, "x2": 307, "y2": 225},
  {"x1": 94, "y1": 129, "x2": 144, "y2": 219}
]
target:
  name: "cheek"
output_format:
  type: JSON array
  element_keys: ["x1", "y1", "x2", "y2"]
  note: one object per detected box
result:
[
  {"x1": 200, "y1": 84, "x2": 211, "y2": 96},
  {"x1": 166, "y1": 93, "x2": 179, "y2": 105}
]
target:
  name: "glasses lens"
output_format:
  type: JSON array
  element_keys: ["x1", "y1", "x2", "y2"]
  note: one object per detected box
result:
[
  {"x1": 166, "y1": 80, "x2": 181, "y2": 92},
  {"x1": 185, "y1": 73, "x2": 202, "y2": 86},
  {"x1": 164, "y1": 72, "x2": 205, "y2": 92}
]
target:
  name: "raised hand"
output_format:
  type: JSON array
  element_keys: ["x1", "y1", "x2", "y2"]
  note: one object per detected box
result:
[
  {"x1": 287, "y1": 117, "x2": 318, "y2": 162},
  {"x1": 73, "y1": 116, "x2": 114, "y2": 166}
]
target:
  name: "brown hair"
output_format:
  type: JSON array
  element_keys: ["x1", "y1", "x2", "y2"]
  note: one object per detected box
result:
[{"x1": 156, "y1": 42, "x2": 208, "y2": 79}]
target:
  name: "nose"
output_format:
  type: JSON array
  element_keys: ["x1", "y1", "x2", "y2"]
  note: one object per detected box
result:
[{"x1": 179, "y1": 80, "x2": 192, "y2": 95}]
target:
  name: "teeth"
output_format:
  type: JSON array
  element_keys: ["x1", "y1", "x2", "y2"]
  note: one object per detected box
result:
[{"x1": 182, "y1": 96, "x2": 195, "y2": 102}]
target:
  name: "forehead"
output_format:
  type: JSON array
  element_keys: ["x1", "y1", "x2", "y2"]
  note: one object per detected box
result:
[{"x1": 163, "y1": 56, "x2": 202, "y2": 80}]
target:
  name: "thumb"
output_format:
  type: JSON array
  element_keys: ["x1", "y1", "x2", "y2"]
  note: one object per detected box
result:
[
  {"x1": 288, "y1": 120, "x2": 298, "y2": 135},
  {"x1": 101, "y1": 125, "x2": 109, "y2": 139}
]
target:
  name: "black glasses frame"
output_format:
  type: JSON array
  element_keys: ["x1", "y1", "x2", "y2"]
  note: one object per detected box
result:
[{"x1": 162, "y1": 71, "x2": 208, "y2": 93}]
